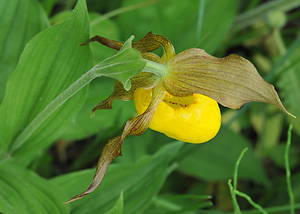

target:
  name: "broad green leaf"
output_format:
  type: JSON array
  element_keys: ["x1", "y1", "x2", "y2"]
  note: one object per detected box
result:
[
  {"x1": 0, "y1": 0, "x2": 49, "y2": 103},
  {"x1": 177, "y1": 127, "x2": 268, "y2": 185},
  {"x1": 0, "y1": 0, "x2": 93, "y2": 157},
  {"x1": 61, "y1": 78, "x2": 134, "y2": 141},
  {"x1": 51, "y1": 141, "x2": 184, "y2": 213},
  {"x1": 117, "y1": 0, "x2": 239, "y2": 53},
  {"x1": 0, "y1": 161, "x2": 70, "y2": 214},
  {"x1": 146, "y1": 194, "x2": 212, "y2": 214},
  {"x1": 68, "y1": 129, "x2": 154, "y2": 172},
  {"x1": 105, "y1": 191, "x2": 124, "y2": 214},
  {"x1": 50, "y1": 10, "x2": 73, "y2": 25},
  {"x1": 268, "y1": 144, "x2": 299, "y2": 170},
  {"x1": 50, "y1": 11, "x2": 120, "y2": 63}
]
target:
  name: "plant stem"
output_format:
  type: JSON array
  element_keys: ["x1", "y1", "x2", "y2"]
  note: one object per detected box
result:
[
  {"x1": 272, "y1": 28, "x2": 286, "y2": 55},
  {"x1": 233, "y1": 148, "x2": 248, "y2": 190},
  {"x1": 285, "y1": 125, "x2": 295, "y2": 214},
  {"x1": 143, "y1": 59, "x2": 168, "y2": 78},
  {"x1": 10, "y1": 70, "x2": 97, "y2": 154},
  {"x1": 235, "y1": 190, "x2": 268, "y2": 214},
  {"x1": 228, "y1": 179, "x2": 241, "y2": 214},
  {"x1": 228, "y1": 148, "x2": 248, "y2": 214}
]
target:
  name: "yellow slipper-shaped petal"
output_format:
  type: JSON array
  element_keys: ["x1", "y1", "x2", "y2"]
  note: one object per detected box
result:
[{"x1": 134, "y1": 88, "x2": 221, "y2": 143}]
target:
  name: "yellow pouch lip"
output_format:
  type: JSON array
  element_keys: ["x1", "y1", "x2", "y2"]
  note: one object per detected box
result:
[{"x1": 134, "y1": 88, "x2": 221, "y2": 144}]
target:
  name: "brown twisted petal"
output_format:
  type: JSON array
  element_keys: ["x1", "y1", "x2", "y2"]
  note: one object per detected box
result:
[
  {"x1": 81, "y1": 32, "x2": 175, "y2": 63},
  {"x1": 92, "y1": 72, "x2": 159, "y2": 113},
  {"x1": 141, "y1": 52, "x2": 163, "y2": 64},
  {"x1": 81, "y1": 32, "x2": 160, "y2": 52},
  {"x1": 66, "y1": 84, "x2": 166, "y2": 203},
  {"x1": 164, "y1": 48, "x2": 294, "y2": 117},
  {"x1": 120, "y1": 83, "x2": 166, "y2": 138}
]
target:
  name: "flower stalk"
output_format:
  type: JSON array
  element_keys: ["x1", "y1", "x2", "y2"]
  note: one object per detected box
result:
[{"x1": 143, "y1": 59, "x2": 168, "y2": 78}]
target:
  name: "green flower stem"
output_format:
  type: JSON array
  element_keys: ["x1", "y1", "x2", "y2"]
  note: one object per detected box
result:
[
  {"x1": 228, "y1": 148, "x2": 248, "y2": 214},
  {"x1": 9, "y1": 70, "x2": 98, "y2": 154},
  {"x1": 285, "y1": 125, "x2": 295, "y2": 214},
  {"x1": 272, "y1": 28, "x2": 286, "y2": 55},
  {"x1": 228, "y1": 179, "x2": 241, "y2": 214},
  {"x1": 199, "y1": 203, "x2": 300, "y2": 214},
  {"x1": 233, "y1": 148, "x2": 248, "y2": 190},
  {"x1": 143, "y1": 59, "x2": 168, "y2": 78},
  {"x1": 260, "y1": 204, "x2": 300, "y2": 214},
  {"x1": 235, "y1": 190, "x2": 268, "y2": 214}
]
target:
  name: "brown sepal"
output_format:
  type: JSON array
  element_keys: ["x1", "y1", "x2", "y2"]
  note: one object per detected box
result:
[
  {"x1": 66, "y1": 84, "x2": 166, "y2": 203},
  {"x1": 92, "y1": 72, "x2": 159, "y2": 113},
  {"x1": 81, "y1": 32, "x2": 176, "y2": 63},
  {"x1": 164, "y1": 48, "x2": 294, "y2": 117}
]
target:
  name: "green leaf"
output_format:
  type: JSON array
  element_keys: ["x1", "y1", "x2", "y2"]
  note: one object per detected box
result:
[
  {"x1": 177, "y1": 127, "x2": 268, "y2": 185},
  {"x1": 61, "y1": 78, "x2": 136, "y2": 141},
  {"x1": 0, "y1": 0, "x2": 49, "y2": 103},
  {"x1": 50, "y1": 11, "x2": 120, "y2": 64},
  {"x1": 0, "y1": 161, "x2": 70, "y2": 214},
  {"x1": 117, "y1": 0, "x2": 239, "y2": 53},
  {"x1": 51, "y1": 141, "x2": 184, "y2": 213},
  {"x1": 49, "y1": 10, "x2": 72, "y2": 25},
  {"x1": 146, "y1": 194, "x2": 212, "y2": 213},
  {"x1": 105, "y1": 191, "x2": 124, "y2": 214},
  {"x1": 0, "y1": 0, "x2": 93, "y2": 157},
  {"x1": 269, "y1": 144, "x2": 299, "y2": 170}
]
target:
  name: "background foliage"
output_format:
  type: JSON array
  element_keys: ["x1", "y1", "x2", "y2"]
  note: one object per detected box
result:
[{"x1": 0, "y1": 0, "x2": 299, "y2": 213}]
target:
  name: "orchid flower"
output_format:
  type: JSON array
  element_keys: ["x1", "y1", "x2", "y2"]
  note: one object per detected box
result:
[{"x1": 66, "y1": 32, "x2": 293, "y2": 203}]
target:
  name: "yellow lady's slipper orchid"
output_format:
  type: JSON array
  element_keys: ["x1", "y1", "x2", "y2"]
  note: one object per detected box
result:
[
  {"x1": 67, "y1": 32, "x2": 294, "y2": 203},
  {"x1": 134, "y1": 88, "x2": 221, "y2": 144}
]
